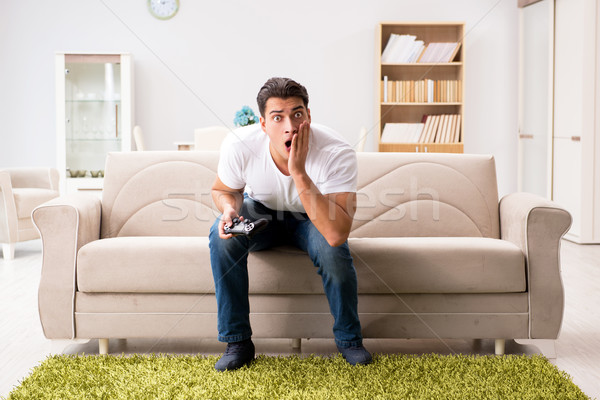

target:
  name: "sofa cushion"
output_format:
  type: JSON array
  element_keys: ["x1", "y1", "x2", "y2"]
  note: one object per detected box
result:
[
  {"x1": 76, "y1": 237, "x2": 322, "y2": 294},
  {"x1": 77, "y1": 237, "x2": 213, "y2": 294},
  {"x1": 12, "y1": 188, "x2": 59, "y2": 219},
  {"x1": 76, "y1": 237, "x2": 525, "y2": 295},
  {"x1": 350, "y1": 237, "x2": 526, "y2": 293}
]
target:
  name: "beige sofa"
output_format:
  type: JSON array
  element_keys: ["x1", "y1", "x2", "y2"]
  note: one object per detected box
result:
[
  {"x1": 1, "y1": 168, "x2": 59, "y2": 259},
  {"x1": 32, "y1": 151, "x2": 571, "y2": 356}
]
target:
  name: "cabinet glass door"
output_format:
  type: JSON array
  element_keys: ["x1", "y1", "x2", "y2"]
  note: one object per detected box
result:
[
  {"x1": 518, "y1": 0, "x2": 554, "y2": 198},
  {"x1": 64, "y1": 55, "x2": 122, "y2": 177}
]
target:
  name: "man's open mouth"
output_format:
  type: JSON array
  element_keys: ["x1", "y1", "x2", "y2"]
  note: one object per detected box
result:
[{"x1": 285, "y1": 140, "x2": 292, "y2": 151}]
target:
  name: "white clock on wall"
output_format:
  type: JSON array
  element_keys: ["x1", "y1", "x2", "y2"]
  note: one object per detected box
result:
[{"x1": 148, "y1": 0, "x2": 179, "y2": 20}]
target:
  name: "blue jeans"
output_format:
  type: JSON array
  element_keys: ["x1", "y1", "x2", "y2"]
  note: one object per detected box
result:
[{"x1": 208, "y1": 195, "x2": 363, "y2": 348}]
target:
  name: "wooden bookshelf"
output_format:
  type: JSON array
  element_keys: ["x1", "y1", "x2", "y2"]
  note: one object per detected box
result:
[{"x1": 376, "y1": 22, "x2": 465, "y2": 153}]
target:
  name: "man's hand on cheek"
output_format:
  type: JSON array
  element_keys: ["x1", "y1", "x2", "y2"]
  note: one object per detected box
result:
[{"x1": 289, "y1": 121, "x2": 310, "y2": 177}]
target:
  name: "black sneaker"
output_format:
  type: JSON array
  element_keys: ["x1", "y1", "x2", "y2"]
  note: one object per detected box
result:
[
  {"x1": 215, "y1": 339, "x2": 255, "y2": 371},
  {"x1": 337, "y1": 344, "x2": 373, "y2": 366}
]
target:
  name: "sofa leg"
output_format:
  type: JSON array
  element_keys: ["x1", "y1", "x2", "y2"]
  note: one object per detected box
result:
[
  {"x1": 291, "y1": 338, "x2": 301, "y2": 350},
  {"x1": 99, "y1": 338, "x2": 109, "y2": 355},
  {"x1": 2, "y1": 243, "x2": 15, "y2": 260},
  {"x1": 495, "y1": 339, "x2": 505, "y2": 355}
]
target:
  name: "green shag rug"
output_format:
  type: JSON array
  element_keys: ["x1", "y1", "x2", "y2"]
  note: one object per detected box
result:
[{"x1": 4, "y1": 353, "x2": 589, "y2": 400}]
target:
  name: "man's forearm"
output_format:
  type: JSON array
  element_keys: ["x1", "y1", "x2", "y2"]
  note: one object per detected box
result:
[
  {"x1": 212, "y1": 190, "x2": 244, "y2": 215},
  {"x1": 294, "y1": 174, "x2": 354, "y2": 247}
]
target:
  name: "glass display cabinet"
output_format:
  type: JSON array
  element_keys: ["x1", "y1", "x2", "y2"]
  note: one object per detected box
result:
[{"x1": 55, "y1": 53, "x2": 133, "y2": 194}]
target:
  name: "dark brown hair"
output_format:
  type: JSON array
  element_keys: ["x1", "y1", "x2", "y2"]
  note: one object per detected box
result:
[{"x1": 256, "y1": 77, "x2": 309, "y2": 117}]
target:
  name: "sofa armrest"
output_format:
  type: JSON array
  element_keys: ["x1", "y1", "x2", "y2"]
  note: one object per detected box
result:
[
  {"x1": 499, "y1": 192, "x2": 572, "y2": 339},
  {"x1": 0, "y1": 171, "x2": 18, "y2": 243},
  {"x1": 32, "y1": 194, "x2": 102, "y2": 339}
]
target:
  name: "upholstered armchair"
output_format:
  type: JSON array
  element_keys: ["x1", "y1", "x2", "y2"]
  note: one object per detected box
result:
[{"x1": 0, "y1": 168, "x2": 59, "y2": 259}]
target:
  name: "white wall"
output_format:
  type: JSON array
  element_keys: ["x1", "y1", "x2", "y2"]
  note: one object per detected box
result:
[{"x1": 0, "y1": 0, "x2": 518, "y2": 196}]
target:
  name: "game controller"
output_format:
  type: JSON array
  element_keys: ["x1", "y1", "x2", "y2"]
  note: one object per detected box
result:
[{"x1": 224, "y1": 217, "x2": 268, "y2": 238}]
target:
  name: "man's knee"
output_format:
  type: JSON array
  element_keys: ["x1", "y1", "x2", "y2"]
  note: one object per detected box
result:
[{"x1": 307, "y1": 234, "x2": 354, "y2": 280}]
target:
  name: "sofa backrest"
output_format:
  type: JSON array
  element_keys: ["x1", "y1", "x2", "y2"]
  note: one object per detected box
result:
[
  {"x1": 350, "y1": 152, "x2": 499, "y2": 238},
  {"x1": 101, "y1": 151, "x2": 220, "y2": 239},
  {"x1": 101, "y1": 151, "x2": 499, "y2": 239}
]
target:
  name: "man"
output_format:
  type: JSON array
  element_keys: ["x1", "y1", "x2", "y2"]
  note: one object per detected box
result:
[{"x1": 209, "y1": 77, "x2": 371, "y2": 371}]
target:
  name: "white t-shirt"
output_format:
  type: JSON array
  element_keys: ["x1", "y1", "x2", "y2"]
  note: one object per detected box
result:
[{"x1": 218, "y1": 123, "x2": 357, "y2": 213}]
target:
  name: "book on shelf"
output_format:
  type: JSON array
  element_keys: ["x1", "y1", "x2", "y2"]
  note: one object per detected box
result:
[
  {"x1": 381, "y1": 114, "x2": 461, "y2": 144},
  {"x1": 443, "y1": 115, "x2": 451, "y2": 143},
  {"x1": 381, "y1": 122, "x2": 424, "y2": 143},
  {"x1": 419, "y1": 115, "x2": 433, "y2": 143},
  {"x1": 435, "y1": 114, "x2": 445, "y2": 143},
  {"x1": 417, "y1": 42, "x2": 461, "y2": 63},
  {"x1": 427, "y1": 114, "x2": 461, "y2": 143},
  {"x1": 381, "y1": 34, "x2": 426, "y2": 63},
  {"x1": 383, "y1": 75, "x2": 388, "y2": 102},
  {"x1": 381, "y1": 79, "x2": 461, "y2": 103},
  {"x1": 439, "y1": 115, "x2": 448, "y2": 143},
  {"x1": 452, "y1": 114, "x2": 462, "y2": 143},
  {"x1": 382, "y1": 34, "x2": 461, "y2": 64},
  {"x1": 423, "y1": 115, "x2": 438, "y2": 143},
  {"x1": 430, "y1": 115, "x2": 442, "y2": 142}
]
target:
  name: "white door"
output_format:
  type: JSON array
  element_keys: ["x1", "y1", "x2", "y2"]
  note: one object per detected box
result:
[
  {"x1": 518, "y1": 0, "x2": 554, "y2": 198},
  {"x1": 552, "y1": 0, "x2": 597, "y2": 243}
]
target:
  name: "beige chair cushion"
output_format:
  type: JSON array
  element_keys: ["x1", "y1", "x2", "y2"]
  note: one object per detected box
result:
[
  {"x1": 76, "y1": 236, "x2": 525, "y2": 295},
  {"x1": 12, "y1": 188, "x2": 59, "y2": 219}
]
